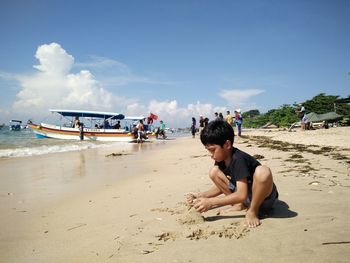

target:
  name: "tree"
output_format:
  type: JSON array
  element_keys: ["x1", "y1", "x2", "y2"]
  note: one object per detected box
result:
[
  {"x1": 242, "y1": 109, "x2": 260, "y2": 118},
  {"x1": 267, "y1": 105, "x2": 298, "y2": 127},
  {"x1": 303, "y1": 93, "x2": 338, "y2": 114},
  {"x1": 242, "y1": 93, "x2": 350, "y2": 128}
]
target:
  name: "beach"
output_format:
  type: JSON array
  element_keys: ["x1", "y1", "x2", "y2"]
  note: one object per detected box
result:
[{"x1": 1, "y1": 127, "x2": 350, "y2": 263}]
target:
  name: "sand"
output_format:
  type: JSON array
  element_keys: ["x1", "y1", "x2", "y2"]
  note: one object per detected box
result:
[{"x1": 0, "y1": 127, "x2": 350, "y2": 262}]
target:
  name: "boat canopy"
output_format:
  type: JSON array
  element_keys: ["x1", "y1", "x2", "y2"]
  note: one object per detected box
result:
[
  {"x1": 10, "y1": 120, "x2": 22, "y2": 123},
  {"x1": 49, "y1": 109, "x2": 125, "y2": 120},
  {"x1": 124, "y1": 116, "x2": 145, "y2": 121},
  {"x1": 304, "y1": 112, "x2": 343, "y2": 122}
]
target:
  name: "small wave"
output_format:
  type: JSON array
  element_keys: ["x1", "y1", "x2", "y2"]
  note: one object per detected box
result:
[{"x1": 0, "y1": 141, "x2": 129, "y2": 158}]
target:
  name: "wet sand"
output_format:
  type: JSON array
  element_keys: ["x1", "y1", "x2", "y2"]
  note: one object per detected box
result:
[{"x1": 1, "y1": 127, "x2": 350, "y2": 262}]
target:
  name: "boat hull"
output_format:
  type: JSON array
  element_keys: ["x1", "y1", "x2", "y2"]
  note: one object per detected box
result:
[{"x1": 28, "y1": 123, "x2": 156, "y2": 142}]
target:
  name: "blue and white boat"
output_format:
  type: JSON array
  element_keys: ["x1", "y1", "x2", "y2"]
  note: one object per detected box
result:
[
  {"x1": 9, "y1": 120, "x2": 26, "y2": 131},
  {"x1": 28, "y1": 109, "x2": 156, "y2": 142}
]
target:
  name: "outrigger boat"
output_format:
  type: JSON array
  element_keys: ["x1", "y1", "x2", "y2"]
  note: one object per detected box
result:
[
  {"x1": 9, "y1": 120, "x2": 27, "y2": 131},
  {"x1": 28, "y1": 109, "x2": 156, "y2": 142}
]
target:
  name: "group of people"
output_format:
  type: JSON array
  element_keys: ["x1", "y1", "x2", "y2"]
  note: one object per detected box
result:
[
  {"x1": 191, "y1": 109, "x2": 243, "y2": 138},
  {"x1": 134, "y1": 119, "x2": 166, "y2": 143},
  {"x1": 72, "y1": 115, "x2": 167, "y2": 143}
]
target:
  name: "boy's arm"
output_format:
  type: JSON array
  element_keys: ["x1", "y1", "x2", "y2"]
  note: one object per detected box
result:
[
  {"x1": 201, "y1": 185, "x2": 223, "y2": 198},
  {"x1": 212, "y1": 179, "x2": 248, "y2": 206},
  {"x1": 194, "y1": 179, "x2": 249, "y2": 213}
]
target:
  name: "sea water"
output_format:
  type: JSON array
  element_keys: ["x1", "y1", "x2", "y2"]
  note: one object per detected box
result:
[
  {"x1": 0, "y1": 127, "x2": 132, "y2": 158},
  {"x1": 0, "y1": 127, "x2": 187, "y2": 158}
]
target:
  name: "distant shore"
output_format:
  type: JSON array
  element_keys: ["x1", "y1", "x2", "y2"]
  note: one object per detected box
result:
[{"x1": 1, "y1": 126, "x2": 349, "y2": 262}]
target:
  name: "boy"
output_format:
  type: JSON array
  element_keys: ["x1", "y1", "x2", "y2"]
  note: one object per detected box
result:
[{"x1": 186, "y1": 120, "x2": 278, "y2": 227}]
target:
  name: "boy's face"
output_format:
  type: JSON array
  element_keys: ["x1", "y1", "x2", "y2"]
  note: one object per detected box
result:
[{"x1": 205, "y1": 140, "x2": 232, "y2": 162}]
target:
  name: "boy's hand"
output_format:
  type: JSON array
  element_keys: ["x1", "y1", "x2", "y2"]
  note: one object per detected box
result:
[
  {"x1": 185, "y1": 192, "x2": 199, "y2": 205},
  {"x1": 193, "y1": 197, "x2": 212, "y2": 213}
]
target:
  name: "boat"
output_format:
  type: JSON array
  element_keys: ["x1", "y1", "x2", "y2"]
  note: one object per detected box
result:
[
  {"x1": 28, "y1": 109, "x2": 157, "y2": 142},
  {"x1": 9, "y1": 120, "x2": 27, "y2": 131}
]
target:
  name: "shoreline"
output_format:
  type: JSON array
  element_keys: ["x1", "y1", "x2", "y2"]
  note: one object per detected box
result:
[{"x1": 1, "y1": 128, "x2": 349, "y2": 262}]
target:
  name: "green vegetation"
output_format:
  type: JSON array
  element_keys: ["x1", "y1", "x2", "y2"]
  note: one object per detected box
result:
[
  {"x1": 242, "y1": 93, "x2": 350, "y2": 128},
  {"x1": 242, "y1": 104, "x2": 298, "y2": 128},
  {"x1": 303, "y1": 93, "x2": 349, "y2": 115}
]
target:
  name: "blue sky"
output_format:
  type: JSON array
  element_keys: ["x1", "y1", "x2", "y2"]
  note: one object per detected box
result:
[{"x1": 1, "y1": 0, "x2": 349, "y2": 127}]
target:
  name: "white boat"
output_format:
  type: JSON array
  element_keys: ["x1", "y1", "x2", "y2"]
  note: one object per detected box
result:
[
  {"x1": 9, "y1": 120, "x2": 26, "y2": 131},
  {"x1": 28, "y1": 109, "x2": 156, "y2": 142}
]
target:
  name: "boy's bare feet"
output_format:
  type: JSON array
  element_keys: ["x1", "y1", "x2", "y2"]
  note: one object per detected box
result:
[
  {"x1": 245, "y1": 209, "x2": 261, "y2": 228},
  {"x1": 216, "y1": 203, "x2": 246, "y2": 215}
]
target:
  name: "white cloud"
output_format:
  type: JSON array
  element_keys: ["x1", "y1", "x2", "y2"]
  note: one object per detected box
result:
[
  {"x1": 220, "y1": 89, "x2": 264, "y2": 102},
  {"x1": 75, "y1": 55, "x2": 130, "y2": 73},
  {"x1": 33, "y1": 43, "x2": 74, "y2": 76},
  {"x1": 187, "y1": 101, "x2": 226, "y2": 118},
  {"x1": 12, "y1": 43, "x2": 117, "y2": 117},
  {"x1": 125, "y1": 102, "x2": 146, "y2": 116},
  {"x1": 3, "y1": 43, "x2": 265, "y2": 128},
  {"x1": 219, "y1": 89, "x2": 265, "y2": 110}
]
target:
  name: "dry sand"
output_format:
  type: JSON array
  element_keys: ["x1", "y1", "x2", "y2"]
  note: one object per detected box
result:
[{"x1": 0, "y1": 127, "x2": 350, "y2": 262}]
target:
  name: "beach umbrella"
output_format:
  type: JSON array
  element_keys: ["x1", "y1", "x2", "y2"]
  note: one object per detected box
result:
[
  {"x1": 305, "y1": 112, "x2": 343, "y2": 122},
  {"x1": 318, "y1": 112, "x2": 343, "y2": 121},
  {"x1": 304, "y1": 112, "x2": 321, "y2": 122}
]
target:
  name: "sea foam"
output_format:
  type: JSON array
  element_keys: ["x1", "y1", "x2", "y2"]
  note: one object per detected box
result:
[{"x1": 0, "y1": 141, "x2": 130, "y2": 158}]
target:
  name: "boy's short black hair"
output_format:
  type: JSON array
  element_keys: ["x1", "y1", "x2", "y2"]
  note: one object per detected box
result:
[{"x1": 200, "y1": 120, "x2": 234, "y2": 147}]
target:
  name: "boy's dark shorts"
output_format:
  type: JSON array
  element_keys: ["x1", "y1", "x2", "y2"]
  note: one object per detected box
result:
[
  {"x1": 259, "y1": 183, "x2": 279, "y2": 211},
  {"x1": 244, "y1": 183, "x2": 279, "y2": 211}
]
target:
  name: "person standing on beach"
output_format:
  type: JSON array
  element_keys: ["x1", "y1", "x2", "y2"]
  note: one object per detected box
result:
[
  {"x1": 73, "y1": 116, "x2": 80, "y2": 128},
  {"x1": 191, "y1": 117, "x2": 196, "y2": 138},
  {"x1": 300, "y1": 104, "x2": 305, "y2": 118},
  {"x1": 136, "y1": 119, "x2": 145, "y2": 143},
  {"x1": 156, "y1": 120, "x2": 167, "y2": 139},
  {"x1": 214, "y1": 112, "x2": 219, "y2": 120},
  {"x1": 204, "y1": 117, "x2": 209, "y2": 127},
  {"x1": 186, "y1": 120, "x2": 278, "y2": 227},
  {"x1": 234, "y1": 109, "x2": 243, "y2": 136},
  {"x1": 199, "y1": 115, "x2": 205, "y2": 134},
  {"x1": 225, "y1": 110, "x2": 233, "y2": 127}
]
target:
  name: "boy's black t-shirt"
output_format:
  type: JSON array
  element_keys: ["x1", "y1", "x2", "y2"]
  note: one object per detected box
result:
[{"x1": 215, "y1": 147, "x2": 261, "y2": 189}]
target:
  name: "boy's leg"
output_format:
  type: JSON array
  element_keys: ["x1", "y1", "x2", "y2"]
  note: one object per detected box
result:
[
  {"x1": 209, "y1": 166, "x2": 246, "y2": 213},
  {"x1": 246, "y1": 165, "x2": 273, "y2": 227},
  {"x1": 208, "y1": 166, "x2": 231, "y2": 195}
]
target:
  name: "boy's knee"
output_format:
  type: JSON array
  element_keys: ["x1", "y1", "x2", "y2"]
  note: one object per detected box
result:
[
  {"x1": 209, "y1": 166, "x2": 222, "y2": 180},
  {"x1": 254, "y1": 165, "x2": 272, "y2": 183}
]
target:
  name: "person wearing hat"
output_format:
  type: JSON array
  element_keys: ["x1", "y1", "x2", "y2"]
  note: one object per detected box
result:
[{"x1": 234, "y1": 109, "x2": 243, "y2": 136}]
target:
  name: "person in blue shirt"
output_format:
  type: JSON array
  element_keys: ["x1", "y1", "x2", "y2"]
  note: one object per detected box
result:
[{"x1": 234, "y1": 109, "x2": 243, "y2": 136}]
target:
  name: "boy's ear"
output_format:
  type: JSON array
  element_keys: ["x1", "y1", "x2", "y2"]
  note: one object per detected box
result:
[{"x1": 223, "y1": 140, "x2": 232, "y2": 149}]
